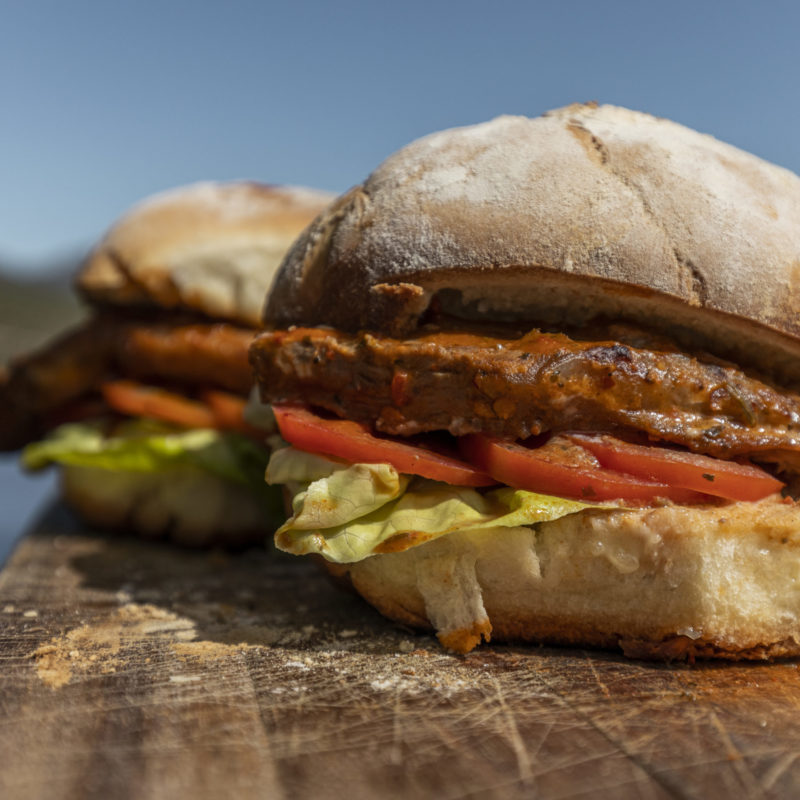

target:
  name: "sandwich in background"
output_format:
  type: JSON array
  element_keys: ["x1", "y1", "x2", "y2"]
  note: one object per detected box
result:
[
  {"x1": 251, "y1": 104, "x2": 800, "y2": 660},
  {"x1": 2, "y1": 181, "x2": 335, "y2": 546}
]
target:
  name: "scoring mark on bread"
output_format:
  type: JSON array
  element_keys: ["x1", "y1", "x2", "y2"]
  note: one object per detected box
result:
[
  {"x1": 566, "y1": 120, "x2": 609, "y2": 166},
  {"x1": 567, "y1": 113, "x2": 709, "y2": 307},
  {"x1": 674, "y1": 253, "x2": 709, "y2": 306}
]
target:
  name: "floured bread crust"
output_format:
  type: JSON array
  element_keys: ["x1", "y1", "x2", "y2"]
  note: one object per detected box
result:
[
  {"x1": 265, "y1": 105, "x2": 800, "y2": 383},
  {"x1": 328, "y1": 499, "x2": 800, "y2": 660},
  {"x1": 79, "y1": 182, "x2": 335, "y2": 327},
  {"x1": 62, "y1": 465, "x2": 268, "y2": 548}
]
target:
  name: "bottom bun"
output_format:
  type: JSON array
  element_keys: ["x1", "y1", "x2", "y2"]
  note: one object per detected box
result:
[
  {"x1": 327, "y1": 499, "x2": 800, "y2": 660},
  {"x1": 62, "y1": 465, "x2": 268, "y2": 548}
]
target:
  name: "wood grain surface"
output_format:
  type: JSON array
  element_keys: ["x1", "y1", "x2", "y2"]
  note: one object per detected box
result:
[{"x1": 2, "y1": 505, "x2": 799, "y2": 800}]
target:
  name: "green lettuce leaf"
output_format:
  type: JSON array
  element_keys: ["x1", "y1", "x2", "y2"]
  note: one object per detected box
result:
[
  {"x1": 267, "y1": 446, "x2": 410, "y2": 531},
  {"x1": 266, "y1": 445, "x2": 347, "y2": 485},
  {"x1": 24, "y1": 420, "x2": 259, "y2": 481},
  {"x1": 269, "y1": 446, "x2": 600, "y2": 563},
  {"x1": 22, "y1": 420, "x2": 283, "y2": 522}
]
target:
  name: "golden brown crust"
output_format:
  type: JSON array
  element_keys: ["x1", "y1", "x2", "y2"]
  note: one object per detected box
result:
[
  {"x1": 617, "y1": 636, "x2": 800, "y2": 662},
  {"x1": 80, "y1": 182, "x2": 335, "y2": 327},
  {"x1": 438, "y1": 621, "x2": 492, "y2": 654},
  {"x1": 264, "y1": 105, "x2": 800, "y2": 383}
]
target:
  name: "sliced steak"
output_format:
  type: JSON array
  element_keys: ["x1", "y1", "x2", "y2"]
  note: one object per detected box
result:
[
  {"x1": 250, "y1": 325, "x2": 800, "y2": 461},
  {"x1": 117, "y1": 320, "x2": 254, "y2": 394},
  {"x1": 0, "y1": 315, "x2": 255, "y2": 450}
]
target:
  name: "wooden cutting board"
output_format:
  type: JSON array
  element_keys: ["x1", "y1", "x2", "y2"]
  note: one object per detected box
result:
[{"x1": 1, "y1": 505, "x2": 799, "y2": 800}]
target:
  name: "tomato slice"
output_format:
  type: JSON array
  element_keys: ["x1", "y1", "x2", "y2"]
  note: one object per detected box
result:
[
  {"x1": 566, "y1": 433, "x2": 784, "y2": 502},
  {"x1": 102, "y1": 381, "x2": 216, "y2": 429},
  {"x1": 459, "y1": 434, "x2": 710, "y2": 503},
  {"x1": 273, "y1": 404, "x2": 495, "y2": 487}
]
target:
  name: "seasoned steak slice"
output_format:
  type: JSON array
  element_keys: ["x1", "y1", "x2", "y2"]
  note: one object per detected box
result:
[
  {"x1": 250, "y1": 325, "x2": 800, "y2": 461},
  {"x1": 116, "y1": 321, "x2": 254, "y2": 394},
  {"x1": 0, "y1": 320, "x2": 114, "y2": 449},
  {"x1": 0, "y1": 315, "x2": 255, "y2": 450}
]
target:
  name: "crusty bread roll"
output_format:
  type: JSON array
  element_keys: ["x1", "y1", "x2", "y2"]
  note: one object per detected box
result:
[
  {"x1": 258, "y1": 105, "x2": 800, "y2": 658},
  {"x1": 11, "y1": 181, "x2": 334, "y2": 547},
  {"x1": 80, "y1": 181, "x2": 336, "y2": 327},
  {"x1": 266, "y1": 104, "x2": 800, "y2": 384}
]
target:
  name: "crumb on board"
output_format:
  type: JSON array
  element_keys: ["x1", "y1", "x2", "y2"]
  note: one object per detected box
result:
[
  {"x1": 26, "y1": 596, "x2": 476, "y2": 699},
  {"x1": 30, "y1": 603, "x2": 204, "y2": 689}
]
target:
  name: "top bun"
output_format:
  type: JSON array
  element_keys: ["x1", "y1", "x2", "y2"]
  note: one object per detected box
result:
[
  {"x1": 79, "y1": 181, "x2": 336, "y2": 327},
  {"x1": 265, "y1": 104, "x2": 800, "y2": 382}
]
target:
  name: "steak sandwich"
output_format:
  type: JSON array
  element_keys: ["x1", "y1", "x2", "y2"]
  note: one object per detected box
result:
[
  {"x1": 2, "y1": 181, "x2": 334, "y2": 546},
  {"x1": 251, "y1": 103, "x2": 800, "y2": 660}
]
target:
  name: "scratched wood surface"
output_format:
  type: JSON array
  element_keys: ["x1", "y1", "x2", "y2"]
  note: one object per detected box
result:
[{"x1": 1, "y1": 505, "x2": 800, "y2": 800}]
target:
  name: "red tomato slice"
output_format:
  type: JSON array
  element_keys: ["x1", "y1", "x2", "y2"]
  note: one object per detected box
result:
[
  {"x1": 273, "y1": 404, "x2": 495, "y2": 487},
  {"x1": 102, "y1": 381, "x2": 216, "y2": 429},
  {"x1": 566, "y1": 433, "x2": 784, "y2": 502},
  {"x1": 459, "y1": 434, "x2": 710, "y2": 503},
  {"x1": 201, "y1": 390, "x2": 263, "y2": 437}
]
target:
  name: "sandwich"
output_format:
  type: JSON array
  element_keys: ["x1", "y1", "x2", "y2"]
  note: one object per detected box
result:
[
  {"x1": 250, "y1": 103, "x2": 800, "y2": 660},
  {"x1": 2, "y1": 181, "x2": 334, "y2": 546}
]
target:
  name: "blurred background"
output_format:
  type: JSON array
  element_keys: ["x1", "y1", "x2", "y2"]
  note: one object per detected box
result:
[{"x1": 2, "y1": 0, "x2": 800, "y2": 560}]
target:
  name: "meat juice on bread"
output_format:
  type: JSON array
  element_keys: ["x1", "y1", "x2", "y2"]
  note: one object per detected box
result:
[{"x1": 251, "y1": 104, "x2": 800, "y2": 660}]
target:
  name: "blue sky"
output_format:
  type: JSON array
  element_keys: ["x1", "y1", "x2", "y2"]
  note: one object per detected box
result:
[{"x1": 2, "y1": 1, "x2": 800, "y2": 271}]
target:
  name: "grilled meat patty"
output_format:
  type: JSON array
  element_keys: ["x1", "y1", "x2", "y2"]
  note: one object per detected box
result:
[
  {"x1": 250, "y1": 325, "x2": 800, "y2": 463},
  {"x1": 0, "y1": 314, "x2": 254, "y2": 449},
  {"x1": 116, "y1": 320, "x2": 253, "y2": 394}
]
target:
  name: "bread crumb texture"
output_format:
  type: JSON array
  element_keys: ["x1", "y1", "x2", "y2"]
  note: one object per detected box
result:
[
  {"x1": 32, "y1": 604, "x2": 200, "y2": 689},
  {"x1": 27, "y1": 598, "x2": 482, "y2": 698}
]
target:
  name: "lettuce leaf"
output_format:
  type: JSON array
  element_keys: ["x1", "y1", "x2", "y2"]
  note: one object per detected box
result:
[
  {"x1": 269, "y1": 446, "x2": 600, "y2": 563},
  {"x1": 266, "y1": 445, "x2": 347, "y2": 485},
  {"x1": 22, "y1": 420, "x2": 283, "y2": 521},
  {"x1": 24, "y1": 420, "x2": 261, "y2": 481}
]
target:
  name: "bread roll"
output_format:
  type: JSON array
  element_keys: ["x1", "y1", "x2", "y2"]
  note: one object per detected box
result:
[
  {"x1": 81, "y1": 181, "x2": 335, "y2": 326},
  {"x1": 265, "y1": 105, "x2": 800, "y2": 383}
]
